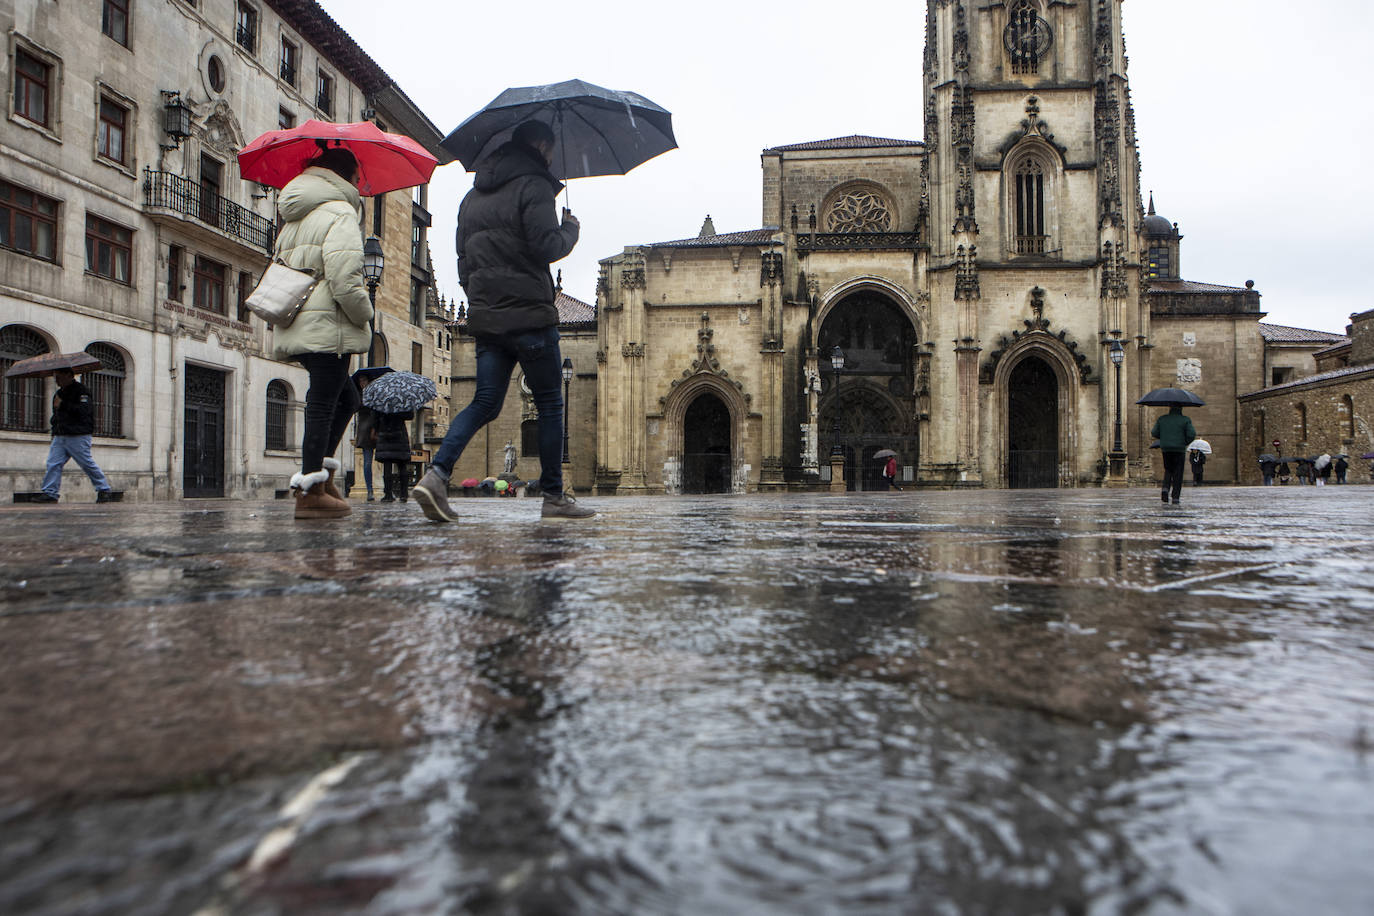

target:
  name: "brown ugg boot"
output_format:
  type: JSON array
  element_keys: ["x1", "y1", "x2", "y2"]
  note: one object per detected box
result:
[
  {"x1": 322, "y1": 457, "x2": 346, "y2": 502},
  {"x1": 291, "y1": 470, "x2": 351, "y2": 519}
]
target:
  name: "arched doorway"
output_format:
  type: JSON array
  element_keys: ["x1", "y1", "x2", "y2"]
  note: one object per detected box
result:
[
  {"x1": 682, "y1": 392, "x2": 731, "y2": 493},
  {"x1": 818, "y1": 291, "x2": 920, "y2": 489},
  {"x1": 1007, "y1": 356, "x2": 1059, "y2": 488}
]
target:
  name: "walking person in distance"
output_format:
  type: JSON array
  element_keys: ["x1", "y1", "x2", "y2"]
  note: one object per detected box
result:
[
  {"x1": 413, "y1": 120, "x2": 594, "y2": 522},
  {"x1": 36, "y1": 367, "x2": 121, "y2": 503},
  {"x1": 1151, "y1": 405, "x2": 1196, "y2": 505}
]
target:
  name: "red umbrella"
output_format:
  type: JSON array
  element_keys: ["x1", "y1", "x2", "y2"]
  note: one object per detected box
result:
[
  {"x1": 237, "y1": 120, "x2": 439, "y2": 197},
  {"x1": 3, "y1": 351, "x2": 103, "y2": 380}
]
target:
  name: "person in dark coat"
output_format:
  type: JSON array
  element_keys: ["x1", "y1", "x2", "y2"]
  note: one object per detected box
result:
[
  {"x1": 38, "y1": 368, "x2": 120, "y2": 503},
  {"x1": 412, "y1": 120, "x2": 595, "y2": 523},
  {"x1": 1151, "y1": 405, "x2": 1196, "y2": 505},
  {"x1": 1189, "y1": 448, "x2": 1206, "y2": 487},
  {"x1": 354, "y1": 404, "x2": 377, "y2": 501},
  {"x1": 1334, "y1": 456, "x2": 1349, "y2": 484},
  {"x1": 375, "y1": 410, "x2": 413, "y2": 502},
  {"x1": 1259, "y1": 455, "x2": 1278, "y2": 486},
  {"x1": 1277, "y1": 462, "x2": 1292, "y2": 485}
]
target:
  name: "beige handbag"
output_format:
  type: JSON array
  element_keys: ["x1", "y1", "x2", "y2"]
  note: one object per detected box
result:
[{"x1": 244, "y1": 259, "x2": 320, "y2": 328}]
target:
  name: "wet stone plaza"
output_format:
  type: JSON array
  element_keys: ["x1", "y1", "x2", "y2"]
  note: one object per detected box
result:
[{"x1": 2, "y1": 486, "x2": 1373, "y2": 915}]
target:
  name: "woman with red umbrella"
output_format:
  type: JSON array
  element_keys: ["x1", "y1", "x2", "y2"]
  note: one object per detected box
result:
[{"x1": 272, "y1": 146, "x2": 373, "y2": 519}]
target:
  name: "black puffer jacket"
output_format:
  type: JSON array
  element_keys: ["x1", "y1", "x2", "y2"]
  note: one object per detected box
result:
[
  {"x1": 374, "y1": 411, "x2": 413, "y2": 462},
  {"x1": 51, "y1": 380, "x2": 95, "y2": 436},
  {"x1": 456, "y1": 142, "x2": 579, "y2": 335}
]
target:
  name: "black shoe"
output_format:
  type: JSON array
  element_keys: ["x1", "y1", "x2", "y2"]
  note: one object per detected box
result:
[
  {"x1": 1161, "y1": 490, "x2": 1169, "y2": 504},
  {"x1": 96, "y1": 490, "x2": 123, "y2": 503},
  {"x1": 31, "y1": 493, "x2": 59, "y2": 503},
  {"x1": 1171, "y1": 498, "x2": 1180, "y2": 505},
  {"x1": 380, "y1": 496, "x2": 395, "y2": 503}
]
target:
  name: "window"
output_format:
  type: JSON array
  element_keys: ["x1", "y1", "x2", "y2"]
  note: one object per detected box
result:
[
  {"x1": 410, "y1": 278, "x2": 425, "y2": 326},
  {"x1": 1, "y1": 325, "x2": 50, "y2": 432},
  {"x1": 97, "y1": 95, "x2": 128, "y2": 165},
  {"x1": 193, "y1": 255, "x2": 226, "y2": 313},
  {"x1": 167, "y1": 244, "x2": 183, "y2": 301},
  {"x1": 278, "y1": 107, "x2": 295, "y2": 130},
  {"x1": 14, "y1": 49, "x2": 51, "y2": 127},
  {"x1": 412, "y1": 222, "x2": 425, "y2": 267},
  {"x1": 85, "y1": 214, "x2": 132, "y2": 283},
  {"x1": 103, "y1": 0, "x2": 129, "y2": 46},
  {"x1": 199, "y1": 154, "x2": 222, "y2": 226},
  {"x1": 372, "y1": 193, "x2": 384, "y2": 236},
  {"x1": 0, "y1": 179, "x2": 58, "y2": 262},
  {"x1": 235, "y1": 3, "x2": 258, "y2": 53},
  {"x1": 1147, "y1": 245, "x2": 1171, "y2": 280},
  {"x1": 85, "y1": 343, "x2": 125, "y2": 438},
  {"x1": 237, "y1": 270, "x2": 253, "y2": 322},
  {"x1": 1006, "y1": 0, "x2": 1051, "y2": 75},
  {"x1": 411, "y1": 341, "x2": 423, "y2": 374},
  {"x1": 316, "y1": 71, "x2": 334, "y2": 117},
  {"x1": 280, "y1": 37, "x2": 298, "y2": 86},
  {"x1": 265, "y1": 380, "x2": 289, "y2": 450},
  {"x1": 1296, "y1": 403, "x2": 1308, "y2": 442},
  {"x1": 207, "y1": 55, "x2": 226, "y2": 93},
  {"x1": 1342, "y1": 395, "x2": 1356, "y2": 439},
  {"x1": 521, "y1": 419, "x2": 538, "y2": 456},
  {"x1": 1014, "y1": 158, "x2": 1046, "y2": 254}
]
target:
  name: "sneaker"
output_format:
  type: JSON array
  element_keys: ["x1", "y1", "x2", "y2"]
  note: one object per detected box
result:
[
  {"x1": 412, "y1": 468, "x2": 459, "y2": 523},
  {"x1": 541, "y1": 492, "x2": 597, "y2": 519}
]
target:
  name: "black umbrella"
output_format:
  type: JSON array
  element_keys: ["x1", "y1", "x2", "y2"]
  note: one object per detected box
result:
[
  {"x1": 361, "y1": 371, "x2": 436, "y2": 413},
  {"x1": 442, "y1": 79, "x2": 677, "y2": 181},
  {"x1": 1136, "y1": 387, "x2": 1205, "y2": 407},
  {"x1": 1258, "y1": 454, "x2": 1278, "y2": 463},
  {"x1": 1276, "y1": 457, "x2": 1302, "y2": 464}
]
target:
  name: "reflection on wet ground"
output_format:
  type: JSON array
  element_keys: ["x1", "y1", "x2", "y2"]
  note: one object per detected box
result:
[{"x1": 2, "y1": 488, "x2": 1373, "y2": 913}]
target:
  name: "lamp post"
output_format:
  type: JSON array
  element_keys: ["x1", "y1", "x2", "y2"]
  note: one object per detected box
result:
[
  {"x1": 561, "y1": 357, "x2": 574, "y2": 464},
  {"x1": 830, "y1": 345, "x2": 845, "y2": 458},
  {"x1": 362, "y1": 235, "x2": 384, "y2": 367},
  {"x1": 1109, "y1": 338, "x2": 1126, "y2": 477}
]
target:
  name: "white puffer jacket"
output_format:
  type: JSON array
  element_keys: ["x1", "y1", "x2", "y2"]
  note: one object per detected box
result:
[{"x1": 271, "y1": 167, "x2": 373, "y2": 357}]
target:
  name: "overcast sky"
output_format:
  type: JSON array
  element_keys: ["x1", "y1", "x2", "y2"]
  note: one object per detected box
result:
[{"x1": 321, "y1": 0, "x2": 1373, "y2": 335}]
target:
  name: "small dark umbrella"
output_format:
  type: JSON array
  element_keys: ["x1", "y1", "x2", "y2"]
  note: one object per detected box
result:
[
  {"x1": 361, "y1": 371, "x2": 436, "y2": 413},
  {"x1": 1258, "y1": 454, "x2": 1278, "y2": 463},
  {"x1": 442, "y1": 79, "x2": 677, "y2": 182},
  {"x1": 1136, "y1": 387, "x2": 1206, "y2": 407},
  {"x1": 1362, "y1": 451, "x2": 1374, "y2": 460},
  {"x1": 1276, "y1": 457, "x2": 1302, "y2": 464},
  {"x1": 351, "y1": 365, "x2": 394, "y2": 387},
  {"x1": 3, "y1": 351, "x2": 103, "y2": 379}
]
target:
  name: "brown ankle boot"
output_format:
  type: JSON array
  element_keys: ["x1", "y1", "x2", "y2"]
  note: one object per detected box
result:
[
  {"x1": 322, "y1": 457, "x2": 346, "y2": 502},
  {"x1": 292, "y1": 470, "x2": 351, "y2": 519}
]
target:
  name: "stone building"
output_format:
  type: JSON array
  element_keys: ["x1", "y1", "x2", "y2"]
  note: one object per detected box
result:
[
  {"x1": 1239, "y1": 309, "x2": 1374, "y2": 484},
  {"x1": 587, "y1": 0, "x2": 1346, "y2": 493},
  {"x1": 0, "y1": 0, "x2": 447, "y2": 501}
]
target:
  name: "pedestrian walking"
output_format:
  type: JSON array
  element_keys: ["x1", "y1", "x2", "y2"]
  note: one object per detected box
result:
[
  {"x1": 1278, "y1": 462, "x2": 1292, "y2": 485},
  {"x1": 882, "y1": 455, "x2": 901, "y2": 490},
  {"x1": 375, "y1": 410, "x2": 413, "y2": 502},
  {"x1": 412, "y1": 120, "x2": 594, "y2": 522},
  {"x1": 1335, "y1": 455, "x2": 1349, "y2": 484},
  {"x1": 1151, "y1": 406, "x2": 1196, "y2": 505},
  {"x1": 1317, "y1": 461, "x2": 1332, "y2": 487},
  {"x1": 1189, "y1": 448, "x2": 1206, "y2": 487},
  {"x1": 37, "y1": 367, "x2": 121, "y2": 503},
  {"x1": 354, "y1": 403, "x2": 378, "y2": 501},
  {"x1": 273, "y1": 148, "x2": 373, "y2": 519},
  {"x1": 1259, "y1": 455, "x2": 1278, "y2": 487}
]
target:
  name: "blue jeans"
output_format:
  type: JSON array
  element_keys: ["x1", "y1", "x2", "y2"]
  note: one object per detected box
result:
[
  {"x1": 433, "y1": 327, "x2": 564, "y2": 497},
  {"x1": 44, "y1": 435, "x2": 111, "y2": 495},
  {"x1": 361, "y1": 446, "x2": 375, "y2": 494}
]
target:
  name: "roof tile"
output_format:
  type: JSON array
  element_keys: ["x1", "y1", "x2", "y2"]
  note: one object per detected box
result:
[{"x1": 766, "y1": 135, "x2": 924, "y2": 152}]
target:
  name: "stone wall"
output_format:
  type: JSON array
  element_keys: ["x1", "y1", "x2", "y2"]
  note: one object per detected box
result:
[{"x1": 1238, "y1": 369, "x2": 1374, "y2": 484}]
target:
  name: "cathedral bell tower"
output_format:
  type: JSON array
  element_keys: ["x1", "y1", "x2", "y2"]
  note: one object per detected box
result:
[{"x1": 921, "y1": 0, "x2": 1145, "y2": 487}]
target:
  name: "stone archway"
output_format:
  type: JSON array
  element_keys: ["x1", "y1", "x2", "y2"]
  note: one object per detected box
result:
[
  {"x1": 1007, "y1": 356, "x2": 1059, "y2": 488},
  {"x1": 682, "y1": 392, "x2": 732, "y2": 494},
  {"x1": 816, "y1": 289, "x2": 921, "y2": 489}
]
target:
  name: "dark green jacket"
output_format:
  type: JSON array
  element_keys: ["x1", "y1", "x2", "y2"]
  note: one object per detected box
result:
[
  {"x1": 456, "y1": 142, "x2": 579, "y2": 335},
  {"x1": 1151, "y1": 409, "x2": 1197, "y2": 453}
]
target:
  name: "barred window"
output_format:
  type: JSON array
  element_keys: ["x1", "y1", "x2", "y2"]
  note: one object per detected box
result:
[
  {"x1": 265, "y1": 379, "x2": 289, "y2": 450},
  {"x1": 84, "y1": 342, "x2": 125, "y2": 437},
  {"x1": 279, "y1": 37, "x2": 298, "y2": 86},
  {"x1": 0, "y1": 178, "x2": 58, "y2": 262},
  {"x1": 235, "y1": 3, "x2": 258, "y2": 53},
  {"x1": 316, "y1": 71, "x2": 334, "y2": 117},
  {"x1": 1006, "y1": 0, "x2": 1052, "y2": 75},
  {"x1": 0, "y1": 325, "x2": 50, "y2": 432}
]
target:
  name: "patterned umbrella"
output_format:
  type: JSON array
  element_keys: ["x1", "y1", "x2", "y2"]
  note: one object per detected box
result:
[
  {"x1": 3, "y1": 351, "x2": 103, "y2": 379},
  {"x1": 361, "y1": 371, "x2": 436, "y2": 413}
]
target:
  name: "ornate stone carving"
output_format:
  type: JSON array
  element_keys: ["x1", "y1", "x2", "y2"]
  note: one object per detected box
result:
[
  {"x1": 981, "y1": 294, "x2": 1094, "y2": 384},
  {"x1": 1100, "y1": 241, "x2": 1128, "y2": 299},
  {"x1": 622, "y1": 343, "x2": 645, "y2": 358},
  {"x1": 760, "y1": 250, "x2": 783, "y2": 286},
  {"x1": 825, "y1": 186, "x2": 893, "y2": 233},
  {"x1": 955, "y1": 244, "x2": 980, "y2": 300},
  {"x1": 620, "y1": 262, "x2": 646, "y2": 290}
]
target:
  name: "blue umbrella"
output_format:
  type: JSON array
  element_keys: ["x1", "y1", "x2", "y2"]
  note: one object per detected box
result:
[{"x1": 361, "y1": 371, "x2": 436, "y2": 413}]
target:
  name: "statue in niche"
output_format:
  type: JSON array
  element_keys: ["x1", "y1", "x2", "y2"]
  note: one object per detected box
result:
[{"x1": 503, "y1": 440, "x2": 517, "y2": 474}]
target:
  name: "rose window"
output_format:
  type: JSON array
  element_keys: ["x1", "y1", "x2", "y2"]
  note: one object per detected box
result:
[{"x1": 826, "y1": 189, "x2": 893, "y2": 233}]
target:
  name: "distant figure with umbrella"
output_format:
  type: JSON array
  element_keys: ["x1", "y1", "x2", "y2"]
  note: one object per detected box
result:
[
  {"x1": 1258, "y1": 453, "x2": 1279, "y2": 486},
  {"x1": 1334, "y1": 454, "x2": 1349, "y2": 484},
  {"x1": 1314, "y1": 453, "x2": 1332, "y2": 487},
  {"x1": 1139, "y1": 388, "x2": 1200, "y2": 505},
  {"x1": 1188, "y1": 438, "x2": 1210, "y2": 487},
  {"x1": 5, "y1": 354, "x2": 122, "y2": 503},
  {"x1": 875, "y1": 449, "x2": 900, "y2": 490},
  {"x1": 361, "y1": 370, "x2": 437, "y2": 503},
  {"x1": 415, "y1": 120, "x2": 599, "y2": 522},
  {"x1": 351, "y1": 367, "x2": 393, "y2": 502}
]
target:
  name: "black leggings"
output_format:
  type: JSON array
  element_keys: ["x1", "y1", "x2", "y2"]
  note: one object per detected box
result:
[
  {"x1": 297, "y1": 353, "x2": 358, "y2": 474},
  {"x1": 382, "y1": 460, "x2": 408, "y2": 499}
]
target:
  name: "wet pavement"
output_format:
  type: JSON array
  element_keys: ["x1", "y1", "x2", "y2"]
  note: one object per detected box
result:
[{"x1": 2, "y1": 486, "x2": 1373, "y2": 915}]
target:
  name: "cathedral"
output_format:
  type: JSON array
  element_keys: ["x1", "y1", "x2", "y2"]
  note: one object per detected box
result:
[{"x1": 585, "y1": 0, "x2": 1292, "y2": 494}]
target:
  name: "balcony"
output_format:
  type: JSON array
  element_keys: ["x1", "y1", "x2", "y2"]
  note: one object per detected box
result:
[
  {"x1": 280, "y1": 62, "x2": 296, "y2": 86},
  {"x1": 143, "y1": 168, "x2": 274, "y2": 253},
  {"x1": 236, "y1": 25, "x2": 257, "y2": 53},
  {"x1": 1014, "y1": 235, "x2": 1049, "y2": 255}
]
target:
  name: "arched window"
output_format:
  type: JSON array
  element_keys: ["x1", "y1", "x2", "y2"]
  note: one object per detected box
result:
[
  {"x1": 1342, "y1": 394, "x2": 1356, "y2": 439},
  {"x1": 1296, "y1": 403, "x2": 1308, "y2": 442},
  {"x1": 1014, "y1": 158, "x2": 1046, "y2": 253},
  {"x1": 1, "y1": 325, "x2": 50, "y2": 432},
  {"x1": 84, "y1": 342, "x2": 126, "y2": 438},
  {"x1": 1006, "y1": 0, "x2": 1052, "y2": 75},
  {"x1": 521, "y1": 418, "x2": 538, "y2": 456},
  {"x1": 369, "y1": 332, "x2": 388, "y2": 369},
  {"x1": 265, "y1": 379, "x2": 290, "y2": 451}
]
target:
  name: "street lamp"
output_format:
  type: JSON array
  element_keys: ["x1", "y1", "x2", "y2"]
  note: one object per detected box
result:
[
  {"x1": 1109, "y1": 338, "x2": 1125, "y2": 454},
  {"x1": 830, "y1": 345, "x2": 845, "y2": 459},
  {"x1": 362, "y1": 235, "x2": 384, "y2": 366},
  {"x1": 561, "y1": 357, "x2": 574, "y2": 464}
]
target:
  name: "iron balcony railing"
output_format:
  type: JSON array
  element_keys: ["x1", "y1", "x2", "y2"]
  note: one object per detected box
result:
[{"x1": 143, "y1": 168, "x2": 274, "y2": 252}]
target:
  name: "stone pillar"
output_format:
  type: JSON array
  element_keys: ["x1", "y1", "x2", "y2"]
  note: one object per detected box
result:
[{"x1": 829, "y1": 455, "x2": 846, "y2": 493}]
